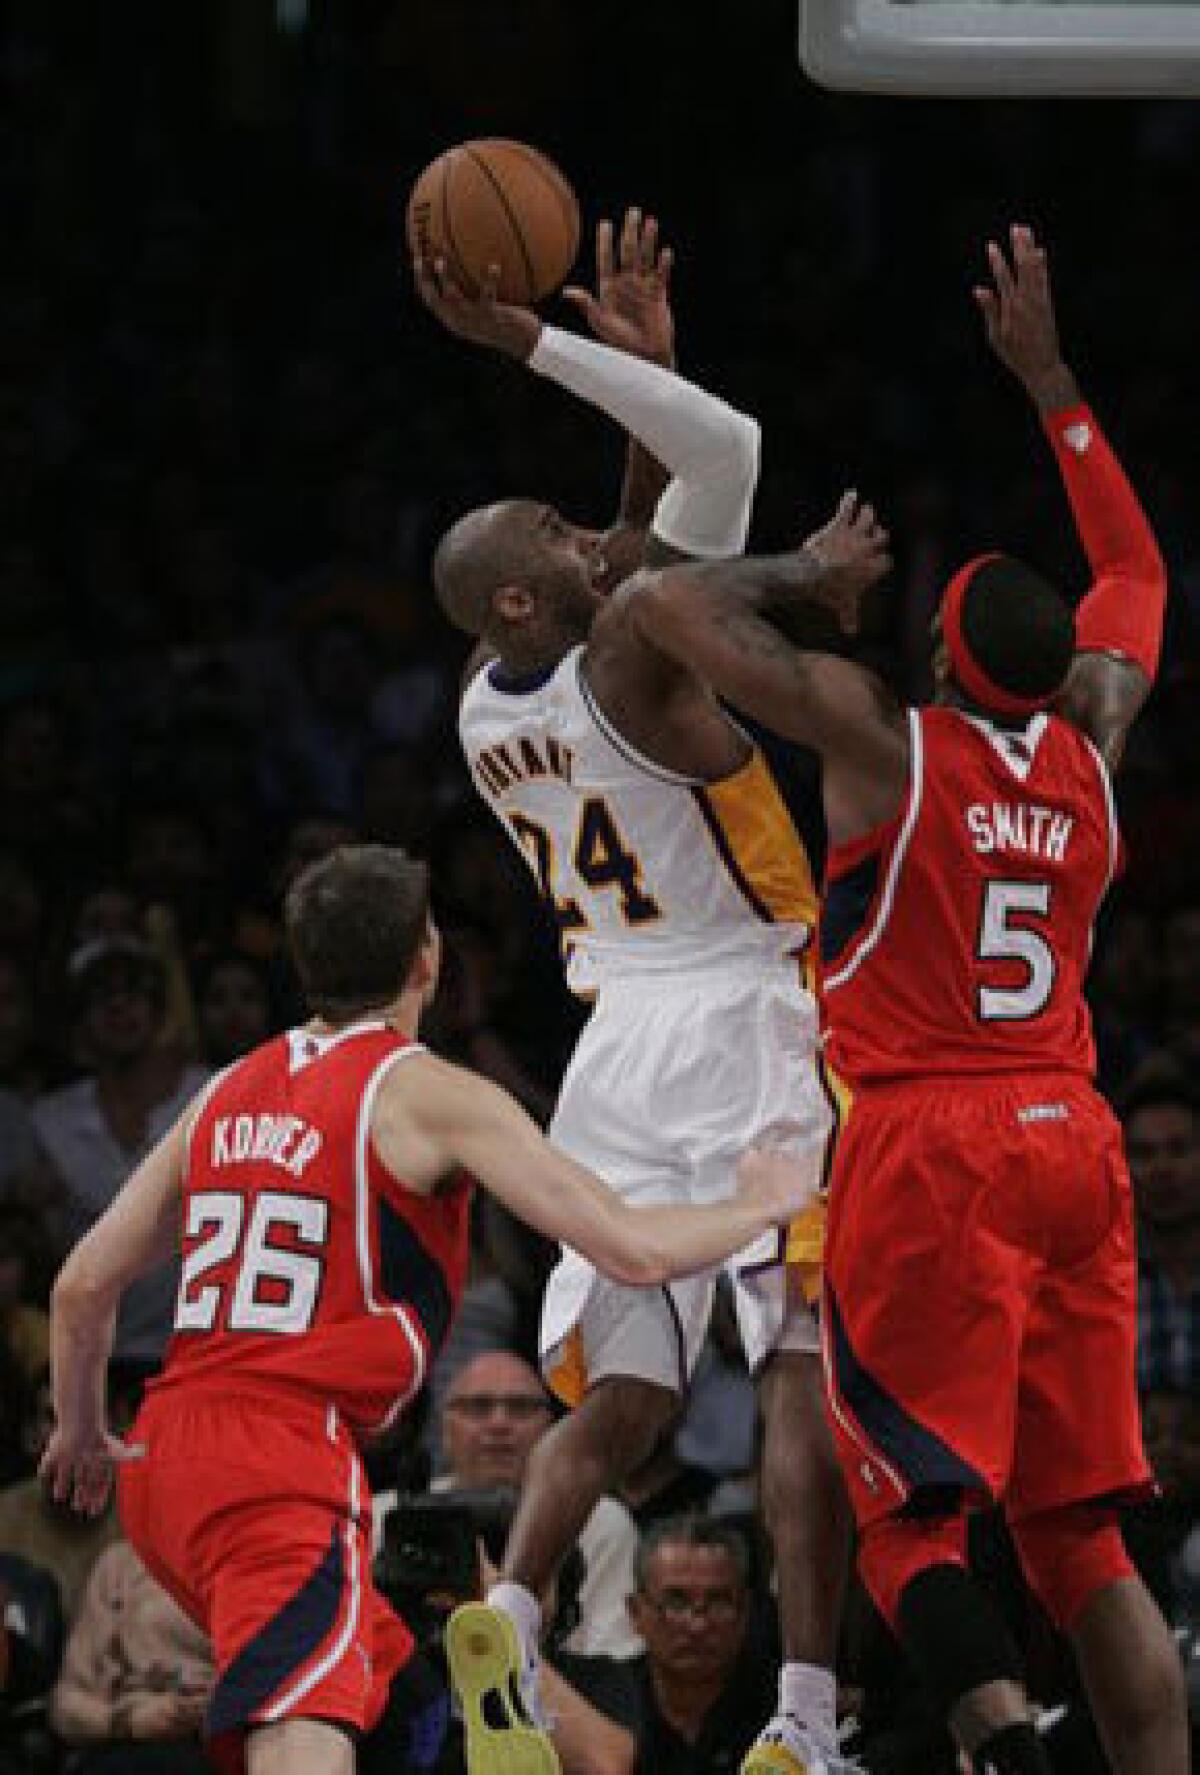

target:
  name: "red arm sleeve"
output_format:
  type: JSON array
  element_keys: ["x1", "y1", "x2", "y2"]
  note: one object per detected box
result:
[{"x1": 1042, "y1": 402, "x2": 1167, "y2": 681}]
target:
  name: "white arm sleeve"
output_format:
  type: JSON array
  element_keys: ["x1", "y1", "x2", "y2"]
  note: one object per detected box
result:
[{"x1": 528, "y1": 326, "x2": 760, "y2": 559}]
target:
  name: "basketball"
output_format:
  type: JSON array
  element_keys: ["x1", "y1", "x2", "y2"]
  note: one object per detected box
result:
[{"x1": 406, "y1": 139, "x2": 581, "y2": 305}]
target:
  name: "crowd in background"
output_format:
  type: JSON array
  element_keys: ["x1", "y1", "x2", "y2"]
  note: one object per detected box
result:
[{"x1": 1, "y1": 1, "x2": 1199, "y2": 1769}]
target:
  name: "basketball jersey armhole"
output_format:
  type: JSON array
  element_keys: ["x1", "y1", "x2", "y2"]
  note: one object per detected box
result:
[
  {"x1": 1079, "y1": 730, "x2": 1122, "y2": 888},
  {"x1": 823, "y1": 708, "x2": 924, "y2": 991}
]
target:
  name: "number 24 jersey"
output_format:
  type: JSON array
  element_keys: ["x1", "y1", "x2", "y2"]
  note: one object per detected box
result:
[{"x1": 818, "y1": 706, "x2": 1119, "y2": 1087}]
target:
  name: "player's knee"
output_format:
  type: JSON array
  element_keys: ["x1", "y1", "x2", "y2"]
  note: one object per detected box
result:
[
  {"x1": 1010, "y1": 1504, "x2": 1134, "y2": 1632},
  {"x1": 856, "y1": 1508, "x2": 968, "y2": 1632},
  {"x1": 576, "y1": 1375, "x2": 680, "y2": 1472}
]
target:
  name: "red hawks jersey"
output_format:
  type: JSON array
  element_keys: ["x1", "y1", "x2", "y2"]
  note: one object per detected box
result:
[
  {"x1": 818, "y1": 707, "x2": 1119, "y2": 1088},
  {"x1": 150, "y1": 1020, "x2": 471, "y2": 1440}
]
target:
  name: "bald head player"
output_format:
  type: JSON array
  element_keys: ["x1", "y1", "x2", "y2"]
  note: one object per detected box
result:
[
  {"x1": 415, "y1": 214, "x2": 883, "y2": 1775},
  {"x1": 621, "y1": 225, "x2": 1187, "y2": 1775}
]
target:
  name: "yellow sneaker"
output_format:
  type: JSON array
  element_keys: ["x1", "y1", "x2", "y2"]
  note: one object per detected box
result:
[
  {"x1": 445, "y1": 1602, "x2": 561, "y2": 1775},
  {"x1": 741, "y1": 1715, "x2": 862, "y2": 1775}
]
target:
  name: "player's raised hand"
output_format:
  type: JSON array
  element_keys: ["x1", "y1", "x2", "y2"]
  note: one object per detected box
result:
[
  {"x1": 562, "y1": 207, "x2": 676, "y2": 366},
  {"x1": 412, "y1": 254, "x2": 542, "y2": 362},
  {"x1": 799, "y1": 490, "x2": 891, "y2": 635},
  {"x1": 974, "y1": 224, "x2": 1067, "y2": 391},
  {"x1": 735, "y1": 1145, "x2": 816, "y2": 1226}
]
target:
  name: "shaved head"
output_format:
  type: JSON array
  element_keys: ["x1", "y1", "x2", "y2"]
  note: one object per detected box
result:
[
  {"x1": 432, "y1": 499, "x2": 603, "y2": 669},
  {"x1": 432, "y1": 500, "x2": 541, "y2": 638}
]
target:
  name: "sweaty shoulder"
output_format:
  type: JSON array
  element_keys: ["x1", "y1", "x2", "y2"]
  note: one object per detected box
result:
[{"x1": 584, "y1": 571, "x2": 749, "y2": 781}]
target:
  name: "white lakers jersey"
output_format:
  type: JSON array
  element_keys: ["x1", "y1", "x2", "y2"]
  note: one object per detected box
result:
[{"x1": 459, "y1": 647, "x2": 819, "y2": 996}]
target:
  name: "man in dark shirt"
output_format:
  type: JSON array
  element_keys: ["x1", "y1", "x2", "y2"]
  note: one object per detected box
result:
[{"x1": 618, "y1": 1516, "x2": 778, "y2": 1775}]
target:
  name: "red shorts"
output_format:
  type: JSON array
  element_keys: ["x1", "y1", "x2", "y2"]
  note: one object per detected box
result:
[
  {"x1": 821, "y1": 1075, "x2": 1153, "y2": 1530},
  {"x1": 119, "y1": 1386, "x2": 413, "y2": 1773}
]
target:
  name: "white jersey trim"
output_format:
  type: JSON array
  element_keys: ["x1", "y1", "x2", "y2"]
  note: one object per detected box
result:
[
  {"x1": 181, "y1": 1064, "x2": 233, "y2": 1170},
  {"x1": 824, "y1": 707, "x2": 925, "y2": 994},
  {"x1": 575, "y1": 652, "x2": 703, "y2": 786},
  {"x1": 262, "y1": 1454, "x2": 363, "y2": 1719},
  {"x1": 964, "y1": 710, "x2": 1049, "y2": 785},
  {"x1": 353, "y1": 1043, "x2": 430, "y2": 1433}
]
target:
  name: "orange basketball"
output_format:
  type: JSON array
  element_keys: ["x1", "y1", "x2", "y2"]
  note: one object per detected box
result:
[{"x1": 407, "y1": 139, "x2": 580, "y2": 304}]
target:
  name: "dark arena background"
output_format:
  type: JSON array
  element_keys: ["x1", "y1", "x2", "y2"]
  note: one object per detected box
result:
[{"x1": 1, "y1": 4, "x2": 1198, "y2": 1772}]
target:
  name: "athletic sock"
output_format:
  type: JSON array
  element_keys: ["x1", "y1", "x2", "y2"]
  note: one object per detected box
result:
[
  {"x1": 973, "y1": 1720, "x2": 1054, "y2": 1773},
  {"x1": 484, "y1": 1580, "x2": 542, "y2": 1668},
  {"x1": 778, "y1": 1662, "x2": 838, "y2": 1753}
]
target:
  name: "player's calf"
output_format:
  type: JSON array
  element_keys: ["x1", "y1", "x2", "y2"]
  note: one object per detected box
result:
[{"x1": 858, "y1": 1515, "x2": 1052, "y2": 1774}]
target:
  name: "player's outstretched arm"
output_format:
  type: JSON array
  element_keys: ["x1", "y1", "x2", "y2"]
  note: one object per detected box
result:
[
  {"x1": 976, "y1": 224, "x2": 1167, "y2": 771},
  {"x1": 40, "y1": 1109, "x2": 192, "y2": 1515},
  {"x1": 386, "y1": 1056, "x2": 813, "y2": 1285},
  {"x1": 413, "y1": 251, "x2": 759, "y2": 563},
  {"x1": 561, "y1": 207, "x2": 672, "y2": 578},
  {"x1": 624, "y1": 491, "x2": 904, "y2": 747}
]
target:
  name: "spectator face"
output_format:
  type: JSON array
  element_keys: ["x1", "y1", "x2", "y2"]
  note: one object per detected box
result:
[
  {"x1": 443, "y1": 1352, "x2": 553, "y2": 1488},
  {"x1": 126, "y1": 811, "x2": 213, "y2": 908},
  {"x1": 74, "y1": 886, "x2": 142, "y2": 945},
  {"x1": 78, "y1": 958, "x2": 164, "y2": 1066},
  {"x1": 199, "y1": 957, "x2": 271, "y2": 1063},
  {"x1": 1141, "y1": 1391, "x2": 1200, "y2": 1505},
  {"x1": 629, "y1": 1540, "x2": 748, "y2": 1684},
  {"x1": 1126, "y1": 1100, "x2": 1200, "y2": 1230}
]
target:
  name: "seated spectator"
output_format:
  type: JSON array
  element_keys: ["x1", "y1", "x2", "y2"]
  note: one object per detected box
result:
[
  {"x1": 1124, "y1": 1077, "x2": 1200, "y2": 1396},
  {"x1": 385, "y1": 1350, "x2": 641, "y2": 1660},
  {"x1": 619, "y1": 1515, "x2": 778, "y2": 1775},
  {"x1": 1128, "y1": 1388, "x2": 1200, "y2": 1630},
  {"x1": 0, "y1": 1552, "x2": 65, "y2": 1775},
  {"x1": 49, "y1": 1537, "x2": 213, "y2": 1773},
  {"x1": 0, "y1": 1205, "x2": 49, "y2": 1393},
  {"x1": 193, "y1": 950, "x2": 274, "y2": 1065},
  {"x1": 0, "y1": 1373, "x2": 121, "y2": 1624},
  {"x1": 32, "y1": 937, "x2": 209, "y2": 1364}
]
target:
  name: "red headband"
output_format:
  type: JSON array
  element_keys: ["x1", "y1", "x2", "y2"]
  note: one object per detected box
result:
[{"x1": 940, "y1": 553, "x2": 1054, "y2": 718}]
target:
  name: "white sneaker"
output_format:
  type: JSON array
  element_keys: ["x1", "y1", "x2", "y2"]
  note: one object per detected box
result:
[{"x1": 741, "y1": 1712, "x2": 865, "y2": 1775}]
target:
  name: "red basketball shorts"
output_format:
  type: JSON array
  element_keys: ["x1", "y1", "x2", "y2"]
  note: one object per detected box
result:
[
  {"x1": 821, "y1": 1075, "x2": 1154, "y2": 1530},
  {"x1": 119, "y1": 1386, "x2": 413, "y2": 1773}
]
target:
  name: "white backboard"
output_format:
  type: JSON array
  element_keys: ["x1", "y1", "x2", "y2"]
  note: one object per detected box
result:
[{"x1": 800, "y1": 0, "x2": 1200, "y2": 93}]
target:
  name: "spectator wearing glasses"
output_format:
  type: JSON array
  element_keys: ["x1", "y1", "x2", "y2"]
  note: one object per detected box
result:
[
  {"x1": 381, "y1": 1350, "x2": 641, "y2": 1658},
  {"x1": 621, "y1": 1516, "x2": 777, "y2": 1775}
]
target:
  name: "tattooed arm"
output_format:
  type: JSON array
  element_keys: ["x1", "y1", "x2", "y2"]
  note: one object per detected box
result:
[{"x1": 622, "y1": 493, "x2": 910, "y2": 840}]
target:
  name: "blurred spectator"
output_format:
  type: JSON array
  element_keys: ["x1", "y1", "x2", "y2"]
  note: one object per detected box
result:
[
  {"x1": 1127, "y1": 1389, "x2": 1200, "y2": 1630},
  {"x1": 0, "y1": 1205, "x2": 49, "y2": 1391},
  {"x1": 1090, "y1": 908, "x2": 1162, "y2": 1097},
  {"x1": 620, "y1": 1515, "x2": 776, "y2": 1775},
  {"x1": 0, "y1": 1374, "x2": 123, "y2": 1624},
  {"x1": 437, "y1": 1351, "x2": 640, "y2": 1659},
  {"x1": 193, "y1": 950, "x2": 273, "y2": 1066},
  {"x1": 31, "y1": 938, "x2": 209, "y2": 1363},
  {"x1": 0, "y1": 1551, "x2": 65, "y2": 1775},
  {"x1": 0, "y1": 950, "x2": 50, "y2": 1096},
  {"x1": 1124, "y1": 1077, "x2": 1200, "y2": 1395},
  {"x1": 49, "y1": 1539, "x2": 213, "y2": 1773}
]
